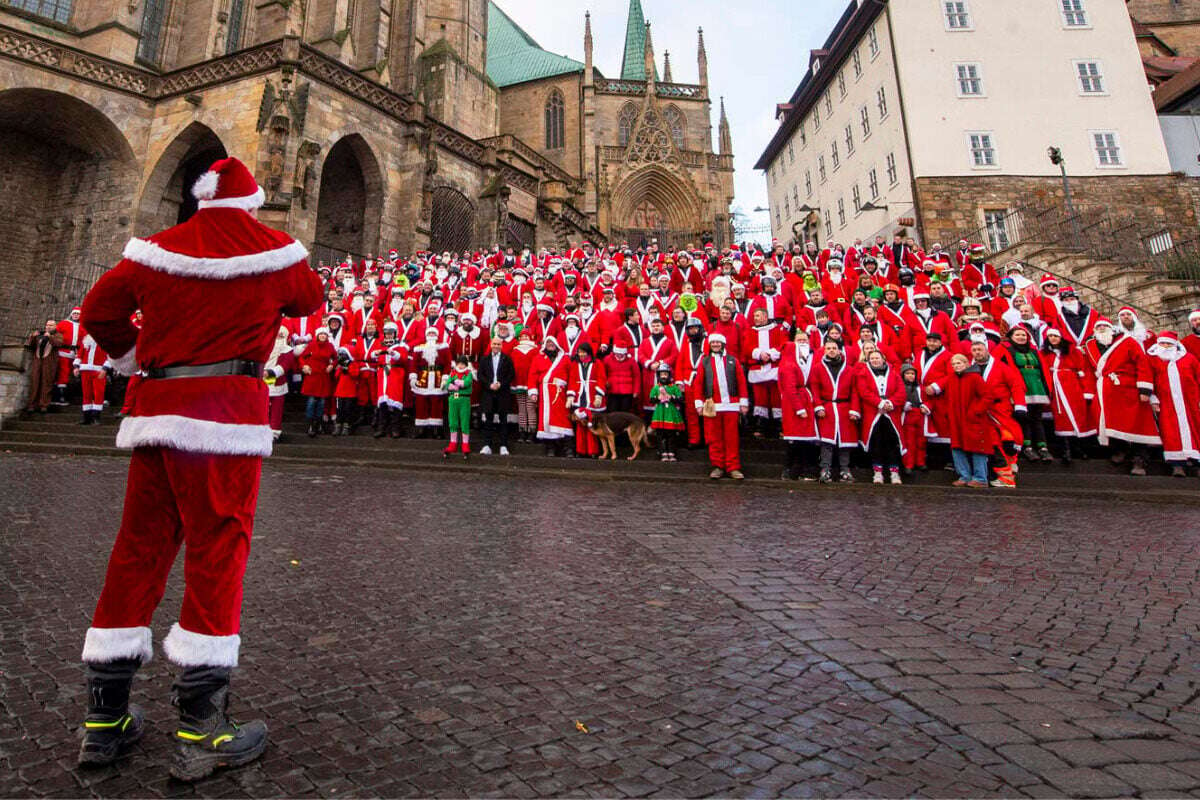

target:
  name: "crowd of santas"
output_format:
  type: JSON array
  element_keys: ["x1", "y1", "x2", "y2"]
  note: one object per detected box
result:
[{"x1": 255, "y1": 233, "x2": 1200, "y2": 485}]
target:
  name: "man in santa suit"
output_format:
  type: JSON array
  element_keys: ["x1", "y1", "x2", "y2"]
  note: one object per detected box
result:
[
  {"x1": 409, "y1": 327, "x2": 450, "y2": 436},
  {"x1": 710, "y1": 305, "x2": 745, "y2": 361},
  {"x1": 1186, "y1": 310, "x2": 1200, "y2": 362},
  {"x1": 1116, "y1": 306, "x2": 1154, "y2": 349},
  {"x1": 691, "y1": 332, "x2": 750, "y2": 479},
  {"x1": 77, "y1": 157, "x2": 323, "y2": 779},
  {"x1": 907, "y1": 293, "x2": 956, "y2": 358},
  {"x1": 638, "y1": 317, "x2": 677, "y2": 415},
  {"x1": 960, "y1": 245, "x2": 999, "y2": 299},
  {"x1": 567, "y1": 342, "x2": 607, "y2": 457},
  {"x1": 915, "y1": 332, "x2": 953, "y2": 457},
  {"x1": 55, "y1": 306, "x2": 86, "y2": 406},
  {"x1": 674, "y1": 318, "x2": 710, "y2": 448},
  {"x1": 448, "y1": 312, "x2": 488, "y2": 366},
  {"x1": 1028, "y1": 275, "x2": 1063, "y2": 331},
  {"x1": 1055, "y1": 287, "x2": 1097, "y2": 347},
  {"x1": 372, "y1": 323, "x2": 408, "y2": 439},
  {"x1": 1146, "y1": 331, "x2": 1200, "y2": 476},
  {"x1": 748, "y1": 276, "x2": 793, "y2": 327},
  {"x1": 285, "y1": 300, "x2": 324, "y2": 347},
  {"x1": 1084, "y1": 318, "x2": 1160, "y2": 475},
  {"x1": 73, "y1": 333, "x2": 109, "y2": 425},
  {"x1": 527, "y1": 336, "x2": 572, "y2": 455},
  {"x1": 580, "y1": 294, "x2": 619, "y2": 356},
  {"x1": 743, "y1": 308, "x2": 787, "y2": 437},
  {"x1": 971, "y1": 336, "x2": 1026, "y2": 487},
  {"x1": 808, "y1": 338, "x2": 860, "y2": 483}
]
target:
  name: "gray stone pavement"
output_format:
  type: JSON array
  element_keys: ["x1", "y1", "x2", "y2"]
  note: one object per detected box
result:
[{"x1": 1, "y1": 454, "x2": 1200, "y2": 798}]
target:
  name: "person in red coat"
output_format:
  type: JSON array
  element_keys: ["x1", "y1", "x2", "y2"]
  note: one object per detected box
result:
[
  {"x1": 691, "y1": 332, "x2": 749, "y2": 479},
  {"x1": 907, "y1": 294, "x2": 956, "y2": 358},
  {"x1": 1083, "y1": 318, "x2": 1160, "y2": 475},
  {"x1": 372, "y1": 323, "x2": 409, "y2": 439},
  {"x1": 604, "y1": 344, "x2": 641, "y2": 413},
  {"x1": 1041, "y1": 329, "x2": 1096, "y2": 463},
  {"x1": 778, "y1": 332, "x2": 818, "y2": 480},
  {"x1": 638, "y1": 317, "x2": 677, "y2": 415},
  {"x1": 971, "y1": 336, "x2": 1025, "y2": 487},
  {"x1": 300, "y1": 329, "x2": 336, "y2": 437},
  {"x1": 743, "y1": 308, "x2": 787, "y2": 437},
  {"x1": 77, "y1": 157, "x2": 323, "y2": 777},
  {"x1": 510, "y1": 328, "x2": 541, "y2": 441},
  {"x1": 946, "y1": 353, "x2": 996, "y2": 487},
  {"x1": 527, "y1": 337, "x2": 572, "y2": 455},
  {"x1": 1147, "y1": 331, "x2": 1200, "y2": 476},
  {"x1": 856, "y1": 350, "x2": 907, "y2": 484},
  {"x1": 1185, "y1": 310, "x2": 1200, "y2": 362},
  {"x1": 899, "y1": 363, "x2": 931, "y2": 472},
  {"x1": 674, "y1": 318, "x2": 709, "y2": 448},
  {"x1": 808, "y1": 339, "x2": 860, "y2": 483},
  {"x1": 409, "y1": 327, "x2": 450, "y2": 436},
  {"x1": 567, "y1": 342, "x2": 608, "y2": 457},
  {"x1": 73, "y1": 333, "x2": 109, "y2": 425},
  {"x1": 55, "y1": 305, "x2": 86, "y2": 406}
]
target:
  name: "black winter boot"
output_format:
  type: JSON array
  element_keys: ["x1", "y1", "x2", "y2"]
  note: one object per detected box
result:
[
  {"x1": 78, "y1": 658, "x2": 145, "y2": 767},
  {"x1": 307, "y1": 420, "x2": 319, "y2": 438},
  {"x1": 170, "y1": 666, "x2": 267, "y2": 782},
  {"x1": 373, "y1": 407, "x2": 390, "y2": 438}
]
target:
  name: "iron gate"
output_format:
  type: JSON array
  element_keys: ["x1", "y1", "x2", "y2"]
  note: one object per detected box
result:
[
  {"x1": 612, "y1": 227, "x2": 696, "y2": 251},
  {"x1": 430, "y1": 187, "x2": 476, "y2": 254},
  {"x1": 504, "y1": 216, "x2": 536, "y2": 251},
  {"x1": 0, "y1": 263, "x2": 108, "y2": 345}
]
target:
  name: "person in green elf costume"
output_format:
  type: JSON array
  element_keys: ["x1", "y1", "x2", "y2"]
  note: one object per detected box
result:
[
  {"x1": 1000, "y1": 326, "x2": 1053, "y2": 462},
  {"x1": 650, "y1": 362, "x2": 685, "y2": 462},
  {"x1": 442, "y1": 354, "x2": 474, "y2": 459}
]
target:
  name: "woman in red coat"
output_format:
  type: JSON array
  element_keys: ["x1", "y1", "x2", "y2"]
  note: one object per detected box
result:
[
  {"x1": 778, "y1": 331, "x2": 818, "y2": 480},
  {"x1": 1041, "y1": 329, "x2": 1096, "y2": 464},
  {"x1": 855, "y1": 349, "x2": 908, "y2": 484},
  {"x1": 808, "y1": 339, "x2": 860, "y2": 483},
  {"x1": 300, "y1": 329, "x2": 336, "y2": 437},
  {"x1": 946, "y1": 353, "x2": 996, "y2": 487}
]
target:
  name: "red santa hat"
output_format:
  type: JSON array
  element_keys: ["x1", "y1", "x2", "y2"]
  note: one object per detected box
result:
[
  {"x1": 1157, "y1": 330, "x2": 1180, "y2": 344},
  {"x1": 69, "y1": 306, "x2": 82, "y2": 317},
  {"x1": 191, "y1": 157, "x2": 265, "y2": 211},
  {"x1": 708, "y1": 333, "x2": 727, "y2": 345},
  {"x1": 613, "y1": 346, "x2": 629, "y2": 355},
  {"x1": 1039, "y1": 273, "x2": 1059, "y2": 288},
  {"x1": 1117, "y1": 306, "x2": 1138, "y2": 319},
  {"x1": 1094, "y1": 317, "x2": 1113, "y2": 329},
  {"x1": 969, "y1": 244, "x2": 987, "y2": 254},
  {"x1": 1189, "y1": 309, "x2": 1200, "y2": 324}
]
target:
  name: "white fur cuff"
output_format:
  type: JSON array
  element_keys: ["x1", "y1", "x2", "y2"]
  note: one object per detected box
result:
[
  {"x1": 82, "y1": 626, "x2": 153, "y2": 663},
  {"x1": 163, "y1": 623, "x2": 240, "y2": 667},
  {"x1": 108, "y1": 345, "x2": 138, "y2": 377}
]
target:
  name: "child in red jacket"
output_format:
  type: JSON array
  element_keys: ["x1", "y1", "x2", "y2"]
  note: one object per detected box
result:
[
  {"x1": 900, "y1": 362, "x2": 930, "y2": 472},
  {"x1": 604, "y1": 345, "x2": 641, "y2": 413},
  {"x1": 332, "y1": 346, "x2": 363, "y2": 436}
]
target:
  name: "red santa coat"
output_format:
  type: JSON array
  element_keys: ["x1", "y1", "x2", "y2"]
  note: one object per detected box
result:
[
  {"x1": 744, "y1": 323, "x2": 787, "y2": 385},
  {"x1": 854, "y1": 363, "x2": 907, "y2": 452},
  {"x1": 333, "y1": 359, "x2": 364, "y2": 399},
  {"x1": 449, "y1": 325, "x2": 488, "y2": 364},
  {"x1": 1184, "y1": 332, "x2": 1200, "y2": 362},
  {"x1": 1147, "y1": 341, "x2": 1200, "y2": 461},
  {"x1": 568, "y1": 359, "x2": 608, "y2": 417},
  {"x1": 690, "y1": 352, "x2": 750, "y2": 412},
  {"x1": 1084, "y1": 334, "x2": 1161, "y2": 446},
  {"x1": 1043, "y1": 345, "x2": 1096, "y2": 437},
  {"x1": 80, "y1": 207, "x2": 322, "y2": 456},
  {"x1": 528, "y1": 349, "x2": 572, "y2": 439},
  {"x1": 748, "y1": 293, "x2": 793, "y2": 326},
  {"x1": 374, "y1": 344, "x2": 409, "y2": 408},
  {"x1": 946, "y1": 367, "x2": 998, "y2": 455},
  {"x1": 410, "y1": 341, "x2": 450, "y2": 395},
  {"x1": 808, "y1": 358, "x2": 860, "y2": 447},
  {"x1": 916, "y1": 346, "x2": 953, "y2": 443},
  {"x1": 73, "y1": 334, "x2": 109, "y2": 372},
  {"x1": 638, "y1": 333, "x2": 677, "y2": 410},
  {"x1": 778, "y1": 342, "x2": 818, "y2": 442},
  {"x1": 980, "y1": 356, "x2": 1027, "y2": 445},
  {"x1": 907, "y1": 310, "x2": 957, "y2": 357},
  {"x1": 299, "y1": 339, "x2": 336, "y2": 396},
  {"x1": 510, "y1": 341, "x2": 539, "y2": 392},
  {"x1": 604, "y1": 353, "x2": 641, "y2": 396}
]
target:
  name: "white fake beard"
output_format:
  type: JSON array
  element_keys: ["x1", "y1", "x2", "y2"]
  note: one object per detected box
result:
[
  {"x1": 1095, "y1": 329, "x2": 1113, "y2": 346},
  {"x1": 292, "y1": 345, "x2": 305, "y2": 355},
  {"x1": 351, "y1": 297, "x2": 364, "y2": 312},
  {"x1": 829, "y1": 273, "x2": 843, "y2": 284},
  {"x1": 1063, "y1": 300, "x2": 1080, "y2": 314},
  {"x1": 390, "y1": 299, "x2": 403, "y2": 315}
]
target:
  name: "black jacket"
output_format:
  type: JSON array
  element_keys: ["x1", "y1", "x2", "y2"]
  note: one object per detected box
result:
[{"x1": 477, "y1": 351, "x2": 516, "y2": 394}]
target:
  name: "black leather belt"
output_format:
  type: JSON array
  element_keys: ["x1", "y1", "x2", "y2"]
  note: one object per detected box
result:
[{"x1": 145, "y1": 359, "x2": 263, "y2": 380}]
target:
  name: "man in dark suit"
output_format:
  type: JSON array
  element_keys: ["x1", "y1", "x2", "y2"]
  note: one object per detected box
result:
[{"x1": 477, "y1": 336, "x2": 516, "y2": 455}]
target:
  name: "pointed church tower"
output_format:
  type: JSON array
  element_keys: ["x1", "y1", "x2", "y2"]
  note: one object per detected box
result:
[
  {"x1": 697, "y1": 27, "x2": 709, "y2": 91},
  {"x1": 643, "y1": 22, "x2": 656, "y2": 92},
  {"x1": 620, "y1": 0, "x2": 658, "y2": 82},
  {"x1": 719, "y1": 97, "x2": 733, "y2": 155},
  {"x1": 663, "y1": 50, "x2": 672, "y2": 83}
]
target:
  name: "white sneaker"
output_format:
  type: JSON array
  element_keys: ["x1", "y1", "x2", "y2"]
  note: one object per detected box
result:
[
  {"x1": 499, "y1": 446, "x2": 510, "y2": 456},
  {"x1": 872, "y1": 469, "x2": 885, "y2": 485},
  {"x1": 889, "y1": 470, "x2": 902, "y2": 485},
  {"x1": 479, "y1": 446, "x2": 493, "y2": 455}
]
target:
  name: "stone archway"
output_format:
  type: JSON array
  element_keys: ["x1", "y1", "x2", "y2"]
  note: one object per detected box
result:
[
  {"x1": 0, "y1": 88, "x2": 137, "y2": 295},
  {"x1": 314, "y1": 134, "x2": 384, "y2": 258},
  {"x1": 609, "y1": 164, "x2": 704, "y2": 248},
  {"x1": 137, "y1": 122, "x2": 228, "y2": 233}
]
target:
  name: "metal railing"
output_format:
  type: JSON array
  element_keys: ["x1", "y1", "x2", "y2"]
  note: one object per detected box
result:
[
  {"x1": 310, "y1": 243, "x2": 367, "y2": 269},
  {"x1": 0, "y1": 263, "x2": 109, "y2": 346}
]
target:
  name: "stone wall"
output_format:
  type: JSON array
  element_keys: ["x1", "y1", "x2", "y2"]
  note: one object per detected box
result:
[
  {"x1": 1127, "y1": 0, "x2": 1200, "y2": 57},
  {"x1": 913, "y1": 174, "x2": 1200, "y2": 249},
  {"x1": 0, "y1": 362, "x2": 29, "y2": 417},
  {"x1": 499, "y1": 74, "x2": 583, "y2": 177}
]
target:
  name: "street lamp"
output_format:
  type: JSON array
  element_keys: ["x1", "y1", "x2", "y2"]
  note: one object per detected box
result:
[
  {"x1": 1048, "y1": 146, "x2": 1082, "y2": 246},
  {"x1": 859, "y1": 201, "x2": 889, "y2": 212}
]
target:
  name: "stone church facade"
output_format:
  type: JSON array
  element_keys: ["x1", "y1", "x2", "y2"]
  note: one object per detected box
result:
[{"x1": 0, "y1": 0, "x2": 734, "y2": 327}]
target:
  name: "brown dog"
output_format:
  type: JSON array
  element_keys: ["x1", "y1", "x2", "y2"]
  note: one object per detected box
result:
[{"x1": 589, "y1": 411, "x2": 654, "y2": 461}]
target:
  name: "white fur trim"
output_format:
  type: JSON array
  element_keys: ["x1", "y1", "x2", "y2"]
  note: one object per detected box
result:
[
  {"x1": 198, "y1": 186, "x2": 266, "y2": 211},
  {"x1": 122, "y1": 237, "x2": 308, "y2": 280},
  {"x1": 116, "y1": 415, "x2": 273, "y2": 456},
  {"x1": 82, "y1": 626, "x2": 153, "y2": 663},
  {"x1": 163, "y1": 623, "x2": 240, "y2": 667},
  {"x1": 191, "y1": 170, "x2": 219, "y2": 201},
  {"x1": 108, "y1": 345, "x2": 138, "y2": 377}
]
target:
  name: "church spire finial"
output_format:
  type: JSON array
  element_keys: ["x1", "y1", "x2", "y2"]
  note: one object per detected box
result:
[
  {"x1": 584, "y1": 10, "x2": 593, "y2": 76},
  {"x1": 719, "y1": 96, "x2": 732, "y2": 155},
  {"x1": 697, "y1": 26, "x2": 709, "y2": 89},
  {"x1": 663, "y1": 49, "x2": 672, "y2": 83},
  {"x1": 644, "y1": 21, "x2": 656, "y2": 89}
]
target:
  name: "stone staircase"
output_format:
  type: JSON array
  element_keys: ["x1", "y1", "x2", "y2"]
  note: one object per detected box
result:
[{"x1": 1, "y1": 397, "x2": 1195, "y2": 497}]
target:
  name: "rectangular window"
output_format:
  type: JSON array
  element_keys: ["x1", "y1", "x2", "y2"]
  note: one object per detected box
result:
[
  {"x1": 818, "y1": 155, "x2": 827, "y2": 182},
  {"x1": 1092, "y1": 131, "x2": 1123, "y2": 166},
  {"x1": 886, "y1": 153, "x2": 898, "y2": 185},
  {"x1": 826, "y1": 214, "x2": 834, "y2": 239},
  {"x1": 8, "y1": 0, "x2": 73, "y2": 23},
  {"x1": 831, "y1": 140, "x2": 840, "y2": 170},
  {"x1": 799, "y1": 122, "x2": 807, "y2": 148},
  {"x1": 877, "y1": 86, "x2": 889, "y2": 119},
  {"x1": 844, "y1": 124, "x2": 854, "y2": 155},
  {"x1": 825, "y1": 93, "x2": 833, "y2": 116},
  {"x1": 968, "y1": 132, "x2": 997, "y2": 167},
  {"x1": 837, "y1": 198, "x2": 847, "y2": 227},
  {"x1": 1146, "y1": 230, "x2": 1174, "y2": 255},
  {"x1": 944, "y1": 0, "x2": 972, "y2": 30},
  {"x1": 860, "y1": 105, "x2": 871, "y2": 138},
  {"x1": 852, "y1": 184, "x2": 862, "y2": 213},
  {"x1": 1061, "y1": 0, "x2": 1088, "y2": 27},
  {"x1": 137, "y1": 0, "x2": 168, "y2": 64},
  {"x1": 226, "y1": 0, "x2": 247, "y2": 54},
  {"x1": 984, "y1": 210, "x2": 1011, "y2": 252},
  {"x1": 956, "y1": 63, "x2": 983, "y2": 96},
  {"x1": 813, "y1": 105, "x2": 821, "y2": 130},
  {"x1": 793, "y1": 185, "x2": 799, "y2": 204},
  {"x1": 1076, "y1": 61, "x2": 1105, "y2": 94},
  {"x1": 838, "y1": 72, "x2": 847, "y2": 99},
  {"x1": 378, "y1": 4, "x2": 392, "y2": 62},
  {"x1": 788, "y1": 142, "x2": 795, "y2": 163},
  {"x1": 868, "y1": 168, "x2": 879, "y2": 199},
  {"x1": 805, "y1": 170, "x2": 813, "y2": 197},
  {"x1": 785, "y1": 197, "x2": 791, "y2": 217},
  {"x1": 776, "y1": 209, "x2": 782, "y2": 227},
  {"x1": 853, "y1": 49, "x2": 863, "y2": 79},
  {"x1": 868, "y1": 25, "x2": 880, "y2": 59}
]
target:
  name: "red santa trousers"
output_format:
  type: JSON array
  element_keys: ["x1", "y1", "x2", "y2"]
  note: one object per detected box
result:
[
  {"x1": 414, "y1": 394, "x2": 445, "y2": 427},
  {"x1": 81, "y1": 371, "x2": 107, "y2": 412},
  {"x1": 703, "y1": 411, "x2": 741, "y2": 471},
  {"x1": 82, "y1": 447, "x2": 259, "y2": 667},
  {"x1": 683, "y1": 384, "x2": 704, "y2": 445},
  {"x1": 574, "y1": 421, "x2": 600, "y2": 455},
  {"x1": 751, "y1": 381, "x2": 782, "y2": 419},
  {"x1": 56, "y1": 353, "x2": 74, "y2": 387},
  {"x1": 901, "y1": 415, "x2": 926, "y2": 470},
  {"x1": 120, "y1": 374, "x2": 143, "y2": 415}
]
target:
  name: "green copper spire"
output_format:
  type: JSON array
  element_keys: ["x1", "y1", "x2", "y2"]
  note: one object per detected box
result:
[{"x1": 620, "y1": 0, "x2": 658, "y2": 82}]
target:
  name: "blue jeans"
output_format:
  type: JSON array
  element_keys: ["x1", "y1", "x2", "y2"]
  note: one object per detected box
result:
[
  {"x1": 305, "y1": 396, "x2": 325, "y2": 421},
  {"x1": 952, "y1": 449, "x2": 989, "y2": 483}
]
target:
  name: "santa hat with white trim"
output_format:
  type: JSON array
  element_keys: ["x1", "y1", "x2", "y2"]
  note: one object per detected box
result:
[
  {"x1": 1189, "y1": 309, "x2": 1200, "y2": 324},
  {"x1": 191, "y1": 157, "x2": 266, "y2": 211}
]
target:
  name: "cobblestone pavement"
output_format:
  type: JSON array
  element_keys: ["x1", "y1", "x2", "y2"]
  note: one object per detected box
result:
[{"x1": 2, "y1": 454, "x2": 1200, "y2": 798}]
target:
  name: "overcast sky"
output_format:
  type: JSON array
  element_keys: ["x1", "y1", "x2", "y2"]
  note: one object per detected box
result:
[{"x1": 494, "y1": 0, "x2": 850, "y2": 231}]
